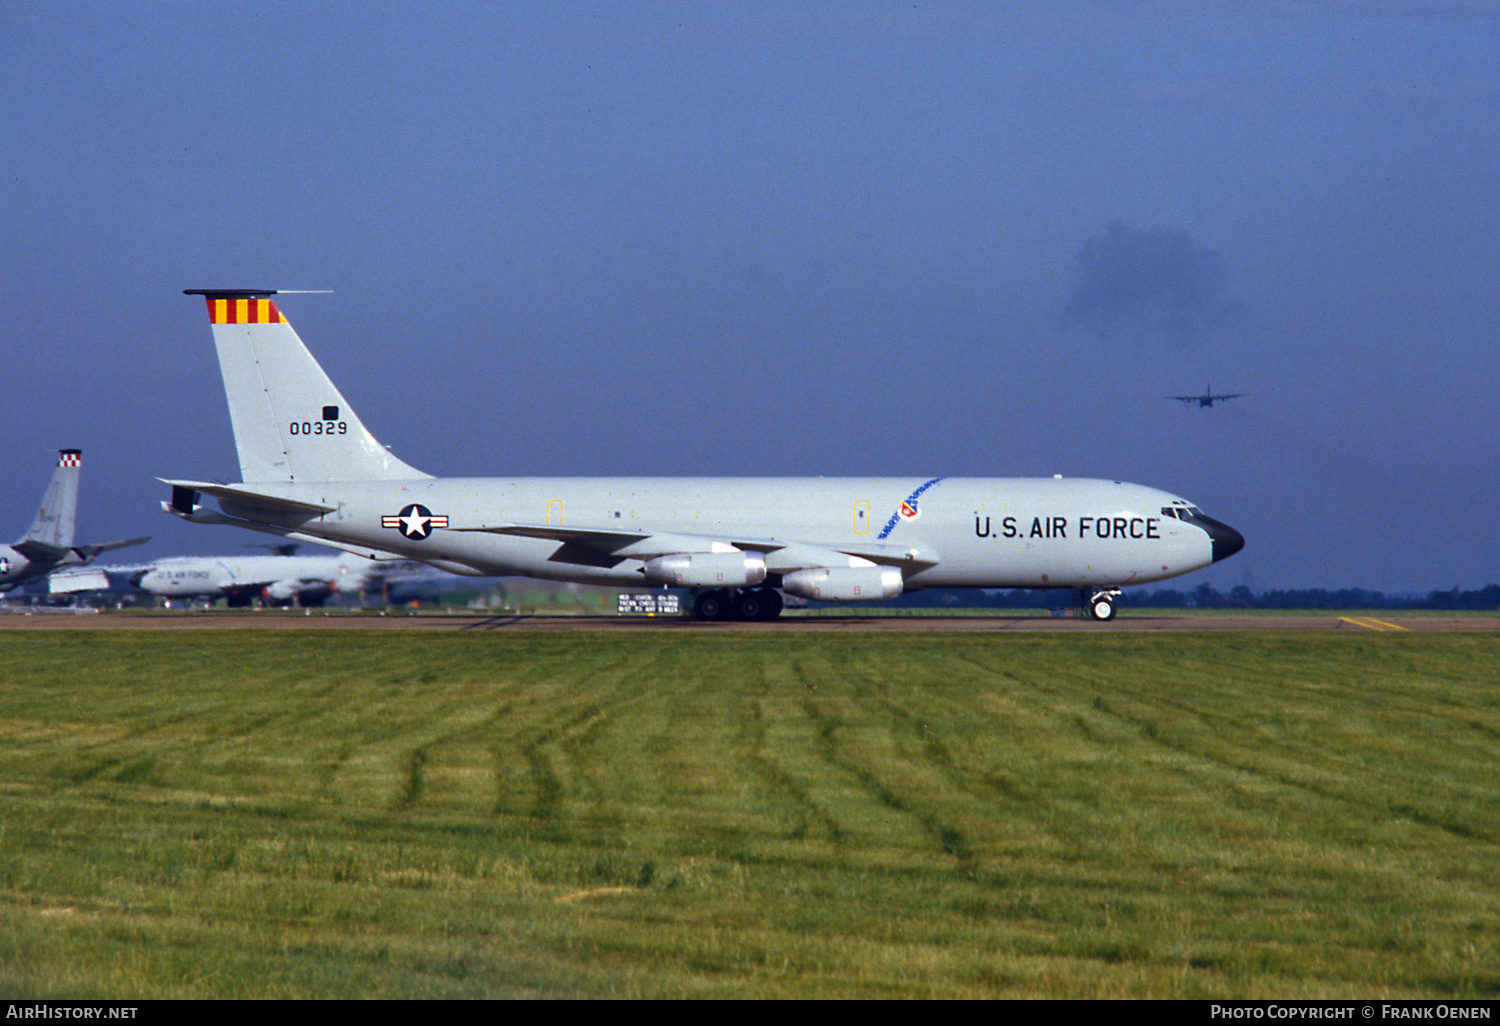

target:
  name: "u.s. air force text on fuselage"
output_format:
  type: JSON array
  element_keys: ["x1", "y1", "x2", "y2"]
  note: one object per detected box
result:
[{"x1": 977, "y1": 515, "x2": 1158, "y2": 540}]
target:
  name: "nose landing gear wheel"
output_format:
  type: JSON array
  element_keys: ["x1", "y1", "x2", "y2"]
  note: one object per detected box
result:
[{"x1": 1088, "y1": 592, "x2": 1117, "y2": 621}]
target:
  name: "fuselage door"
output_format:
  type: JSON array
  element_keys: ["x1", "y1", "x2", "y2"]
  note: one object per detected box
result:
[
  {"x1": 853, "y1": 499, "x2": 870, "y2": 535},
  {"x1": 547, "y1": 499, "x2": 564, "y2": 526}
]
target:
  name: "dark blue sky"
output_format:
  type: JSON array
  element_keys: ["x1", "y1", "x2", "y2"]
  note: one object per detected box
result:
[{"x1": 3, "y1": 1, "x2": 1497, "y2": 593}]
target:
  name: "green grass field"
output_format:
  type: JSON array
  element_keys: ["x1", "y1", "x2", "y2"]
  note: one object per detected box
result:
[{"x1": 0, "y1": 629, "x2": 1496, "y2": 998}]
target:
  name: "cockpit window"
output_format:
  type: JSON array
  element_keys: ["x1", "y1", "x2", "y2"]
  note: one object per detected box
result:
[{"x1": 1162, "y1": 505, "x2": 1207, "y2": 519}]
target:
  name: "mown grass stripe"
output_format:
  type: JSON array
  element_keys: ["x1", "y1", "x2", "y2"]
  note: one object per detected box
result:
[{"x1": 0, "y1": 629, "x2": 1496, "y2": 998}]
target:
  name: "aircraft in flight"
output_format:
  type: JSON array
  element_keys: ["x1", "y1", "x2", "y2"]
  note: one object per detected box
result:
[
  {"x1": 125, "y1": 549, "x2": 415, "y2": 607},
  {"x1": 1, "y1": 450, "x2": 149, "y2": 595},
  {"x1": 161, "y1": 290, "x2": 1244, "y2": 622},
  {"x1": 1167, "y1": 385, "x2": 1247, "y2": 408}
]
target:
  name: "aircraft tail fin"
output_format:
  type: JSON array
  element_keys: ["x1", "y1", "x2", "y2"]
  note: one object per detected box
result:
[
  {"x1": 20, "y1": 450, "x2": 81, "y2": 547},
  {"x1": 185, "y1": 290, "x2": 428, "y2": 484}
]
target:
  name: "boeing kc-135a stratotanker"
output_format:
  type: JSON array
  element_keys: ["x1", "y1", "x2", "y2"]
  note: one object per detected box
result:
[
  {"x1": 161, "y1": 290, "x2": 1244, "y2": 621},
  {"x1": 1, "y1": 450, "x2": 148, "y2": 595}
]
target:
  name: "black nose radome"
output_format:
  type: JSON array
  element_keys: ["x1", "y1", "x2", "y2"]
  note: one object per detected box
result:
[{"x1": 1198, "y1": 516, "x2": 1246, "y2": 563}]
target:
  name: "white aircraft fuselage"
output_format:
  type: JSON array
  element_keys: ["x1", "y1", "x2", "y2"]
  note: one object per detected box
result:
[
  {"x1": 205, "y1": 475, "x2": 1226, "y2": 591},
  {"x1": 132, "y1": 552, "x2": 382, "y2": 605},
  {"x1": 164, "y1": 291, "x2": 1243, "y2": 620}
]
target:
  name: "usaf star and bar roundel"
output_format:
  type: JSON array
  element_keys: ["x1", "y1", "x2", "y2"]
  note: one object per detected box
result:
[{"x1": 382, "y1": 504, "x2": 449, "y2": 540}]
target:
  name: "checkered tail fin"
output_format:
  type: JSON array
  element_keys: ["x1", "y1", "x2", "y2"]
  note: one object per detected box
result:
[
  {"x1": 21, "y1": 450, "x2": 81, "y2": 547},
  {"x1": 186, "y1": 291, "x2": 428, "y2": 484}
]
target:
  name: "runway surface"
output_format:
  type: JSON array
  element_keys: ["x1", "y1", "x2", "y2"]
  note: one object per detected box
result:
[{"x1": 2, "y1": 610, "x2": 1496, "y2": 632}]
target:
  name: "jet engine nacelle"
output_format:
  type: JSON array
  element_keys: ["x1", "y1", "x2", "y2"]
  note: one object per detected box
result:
[
  {"x1": 263, "y1": 579, "x2": 304, "y2": 603},
  {"x1": 781, "y1": 566, "x2": 903, "y2": 602},
  {"x1": 643, "y1": 552, "x2": 767, "y2": 588}
]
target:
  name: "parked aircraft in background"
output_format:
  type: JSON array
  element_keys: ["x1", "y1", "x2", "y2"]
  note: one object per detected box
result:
[
  {"x1": 48, "y1": 548, "x2": 460, "y2": 608},
  {"x1": 128, "y1": 550, "x2": 410, "y2": 607},
  {"x1": 161, "y1": 290, "x2": 1243, "y2": 622},
  {"x1": 1167, "y1": 385, "x2": 1247, "y2": 408},
  {"x1": 0, "y1": 450, "x2": 148, "y2": 595}
]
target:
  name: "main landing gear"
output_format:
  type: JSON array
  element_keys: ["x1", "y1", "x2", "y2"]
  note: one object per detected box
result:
[
  {"x1": 1084, "y1": 588, "x2": 1120, "y2": 622},
  {"x1": 693, "y1": 587, "x2": 784, "y2": 621}
]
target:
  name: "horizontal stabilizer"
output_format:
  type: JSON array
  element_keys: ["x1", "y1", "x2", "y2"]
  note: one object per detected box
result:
[
  {"x1": 160, "y1": 500, "x2": 404, "y2": 562},
  {"x1": 73, "y1": 536, "x2": 151, "y2": 558},
  {"x1": 160, "y1": 480, "x2": 337, "y2": 517},
  {"x1": 13, "y1": 539, "x2": 68, "y2": 561}
]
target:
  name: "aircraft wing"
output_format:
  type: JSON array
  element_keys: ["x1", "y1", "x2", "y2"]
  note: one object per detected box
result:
[
  {"x1": 47, "y1": 568, "x2": 110, "y2": 594},
  {"x1": 457, "y1": 524, "x2": 713, "y2": 567},
  {"x1": 162, "y1": 497, "x2": 406, "y2": 562},
  {"x1": 454, "y1": 522, "x2": 939, "y2": 573},
  {"x1": 740, "y1": 538, "x2": 939, "y2": 573}
]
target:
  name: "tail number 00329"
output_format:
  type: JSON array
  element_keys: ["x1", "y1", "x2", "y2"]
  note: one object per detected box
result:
[{"x1": 289, "y1": 421, "x2": 348, "y2": 436}]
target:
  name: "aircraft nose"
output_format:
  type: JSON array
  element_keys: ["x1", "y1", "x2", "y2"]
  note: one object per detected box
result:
[{"x1": 1199, "y1": 516, "x2": 1246, "y2": 563}]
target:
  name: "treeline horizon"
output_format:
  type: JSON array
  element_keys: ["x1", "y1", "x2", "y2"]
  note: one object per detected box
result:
[{"x1": 888, "y1": 583, "x2": 1500, "y2": 612}]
